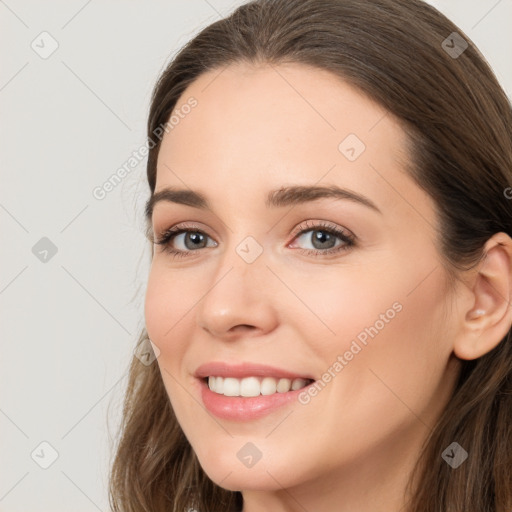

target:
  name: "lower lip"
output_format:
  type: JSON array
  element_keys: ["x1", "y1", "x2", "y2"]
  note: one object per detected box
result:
[{"x1": 199, "y1": 378, "x2": 313, "y2": 421}]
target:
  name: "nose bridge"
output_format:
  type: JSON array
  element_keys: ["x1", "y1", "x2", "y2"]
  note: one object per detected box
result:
[
  {"x1": 213, "y1": 231, "x2": 269, "y2": 290},
  {"x1": 195, "y1": 233, "x2": 278, "y2": 337}
]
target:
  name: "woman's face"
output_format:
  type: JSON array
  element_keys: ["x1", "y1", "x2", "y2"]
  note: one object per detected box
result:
[{"x1": 145, "y1": 62, "x2": 462, "y2": 496}]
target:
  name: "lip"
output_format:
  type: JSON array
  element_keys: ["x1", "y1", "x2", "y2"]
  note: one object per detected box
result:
[
  {"x1": 194, "y1": 362, "x2": 316, "y2": 421},
  {"x1": 194, "y1": 361, "x2": 315, "y2": 381},
  {"x1": 198, "y1": 378, "x2": 315, "y2": 421}
]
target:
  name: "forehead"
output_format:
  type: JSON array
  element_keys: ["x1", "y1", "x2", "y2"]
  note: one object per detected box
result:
[
  {"x1": 154, "y1": 62, "x2": 426, "y2": 220},
  {"x1": 159, "y1": 61, "x2": 400, "y2": 163}
]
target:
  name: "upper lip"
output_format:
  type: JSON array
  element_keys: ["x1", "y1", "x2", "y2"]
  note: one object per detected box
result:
[{"x1": 194, "y1": 362, "x2": 315, "y2": 381}]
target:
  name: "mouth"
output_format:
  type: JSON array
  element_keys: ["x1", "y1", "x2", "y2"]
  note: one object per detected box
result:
[
  {"x1": 204, "y1": 375, "x2": 315, "y2": 397},
  {"x1": 194, "y1": 362, "x2": 317, "y2": 420}
]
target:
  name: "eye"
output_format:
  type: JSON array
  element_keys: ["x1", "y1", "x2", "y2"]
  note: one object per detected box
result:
[
  {"x1": 153, "y1": 223, "x2": 217, "y2": 258},
  {"x1": 289, "y1": 220, "x2": 355, "y2": 256},
  {"x1": 153, "y1": 220, "x2": 356, "y2": 259}
]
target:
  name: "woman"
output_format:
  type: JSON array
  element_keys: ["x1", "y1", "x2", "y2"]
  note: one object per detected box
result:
[{"x1": 109, "y1": 0, "x2": 512, "y2": 510}]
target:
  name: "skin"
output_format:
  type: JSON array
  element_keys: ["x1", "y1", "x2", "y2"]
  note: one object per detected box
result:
[{"x1": 144, "y1": 62, "x2": 512, "y2": 512}]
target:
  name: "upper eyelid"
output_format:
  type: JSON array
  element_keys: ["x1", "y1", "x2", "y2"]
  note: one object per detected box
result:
[
  {"x1": 294, "y1": 219, "x2": 353, "y2": 235},
  {"x1": 159, "y1": 220, "x2": 348, "y2": 235},
  {"x1": 156, "y1": 220, "x2": 354, "y2": 245}
]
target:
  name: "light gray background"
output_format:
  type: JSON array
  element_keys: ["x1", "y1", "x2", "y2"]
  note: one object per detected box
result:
[{"x1": 1, "y1": 1, "x2": 510, "y2": 510}]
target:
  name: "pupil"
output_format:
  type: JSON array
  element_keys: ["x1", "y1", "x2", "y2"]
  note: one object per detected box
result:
[
  {"x1": 313, "y1": 230, "x2": 334, "y2": 249},
  {"x1": 186, "y1": 232, "x2": 205, "y2": 249}
]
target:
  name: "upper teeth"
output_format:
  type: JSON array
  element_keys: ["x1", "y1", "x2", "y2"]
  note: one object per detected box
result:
[{"x1": 207, "y1": 376, "x2": 310, "y2": 397}]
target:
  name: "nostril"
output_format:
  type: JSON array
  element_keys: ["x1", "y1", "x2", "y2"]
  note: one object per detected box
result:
[{"x1": 233, "y1": 325, "x2": 255, "y2": 331}]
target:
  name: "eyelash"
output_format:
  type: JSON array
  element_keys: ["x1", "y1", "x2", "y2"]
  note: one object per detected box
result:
[{"x1": 153, "y1": 220, "x2": 356, "y2": 260}]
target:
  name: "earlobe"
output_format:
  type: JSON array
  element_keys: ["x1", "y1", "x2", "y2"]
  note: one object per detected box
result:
[{"x1": 453, "y1": 232, "x2": 512, "y2": 361}]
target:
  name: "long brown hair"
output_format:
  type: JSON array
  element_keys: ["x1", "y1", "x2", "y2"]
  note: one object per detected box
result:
[{"x1": 108, "y1": 1, "x2": 512, "y2": 510}]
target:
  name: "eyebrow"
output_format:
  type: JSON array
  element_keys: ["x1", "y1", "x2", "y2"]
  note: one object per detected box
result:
[{"x1": 145, "y1": 184, "x2": 381, "y2": 221}]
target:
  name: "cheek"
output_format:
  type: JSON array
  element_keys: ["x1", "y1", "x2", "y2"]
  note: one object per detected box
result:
[
  {"x1": 143, "y1": 265, "x2": 205, "y2": 409},
  {"x1": 294, "y1": 267, "x2": 403, "y2": 353},
  {"x1": 144, "y1": 271, "x2": 170, "y2": 346},
  {"x1": 317, "y1": 263, "x2": 453, "y2": 437},
  {"x1": 144, "y1": 266, "x2": 203, "y2": 419},
  {"x1": 144, "y1": 264, "x2": 200, "y2": 351}
]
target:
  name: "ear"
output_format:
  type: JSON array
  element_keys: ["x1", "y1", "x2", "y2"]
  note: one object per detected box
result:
[{"x1": 453, "y1": 232, "x2": 512, "y2": 361}]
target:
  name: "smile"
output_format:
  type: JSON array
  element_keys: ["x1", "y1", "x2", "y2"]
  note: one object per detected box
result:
[
  {"x1": 195, "y1": 362, "x2": 317, "y2": 420},
  {"x1": 206, "y1": 376, "x2": 314, "y2": 397}
]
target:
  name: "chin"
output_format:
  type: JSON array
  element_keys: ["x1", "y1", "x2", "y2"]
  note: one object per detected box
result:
[
  {"x1": 205, "y1": 470, "x2": 285, "y2": 493},
  {"x1": 195, "y1": 448, "x2": 302, "y2": 492}
]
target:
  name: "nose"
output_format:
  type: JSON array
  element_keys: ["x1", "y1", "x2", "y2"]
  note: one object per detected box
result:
[{"x1": 195, "y1": 247, "x2": 279, "y2": 341}]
